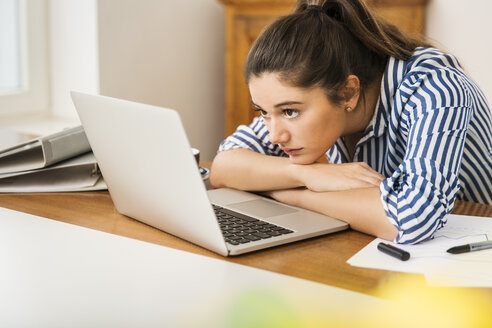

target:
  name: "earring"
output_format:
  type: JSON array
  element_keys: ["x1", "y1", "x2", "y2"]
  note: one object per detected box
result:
[{"x1": 345, "y1": 107, "x2": 353, "y2": 112}]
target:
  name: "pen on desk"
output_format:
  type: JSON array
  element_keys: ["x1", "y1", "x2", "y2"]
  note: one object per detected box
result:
[
  {"x1": 446, "y1": 240, "x2": 492, "y2": 254},
  {"x1": 377, "y1": 242, "x2": 410, "y2": 261}
]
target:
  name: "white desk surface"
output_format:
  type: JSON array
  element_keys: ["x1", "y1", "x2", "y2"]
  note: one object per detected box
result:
[{"x1": 0, "y1": 206, "x2": 383, "y2": 327}]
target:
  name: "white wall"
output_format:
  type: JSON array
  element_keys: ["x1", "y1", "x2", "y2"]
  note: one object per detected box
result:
[
  {"x1": 97, "y1": 0, "x2": 224, "y2": 161},
  {"x1": 50, "y1": 0, "x2": 99, "y2": 120},
  {"x1": 426, "y1": 0, "x2": 492, "y2": 100}
]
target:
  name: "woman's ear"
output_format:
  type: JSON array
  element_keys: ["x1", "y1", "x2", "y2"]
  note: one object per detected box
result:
[{"x1": 338, "y1": 75, "x2": 360, "y2": 109}]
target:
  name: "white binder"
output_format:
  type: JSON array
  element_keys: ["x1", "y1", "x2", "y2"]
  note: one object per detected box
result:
[
  {"x1": 0, "y1": 125, "x2": 91, "y2": 174},
  {"x1": 0, "y1": 126, "x2": 107, "y2": 192}
]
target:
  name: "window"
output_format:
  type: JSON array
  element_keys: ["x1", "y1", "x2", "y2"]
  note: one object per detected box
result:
[
  {"x1": 0, "y1": 0, "x2": 21, "y2": 94},
  {"x1": 0, "y1": 0, "x2": 49, "y2": 117}
]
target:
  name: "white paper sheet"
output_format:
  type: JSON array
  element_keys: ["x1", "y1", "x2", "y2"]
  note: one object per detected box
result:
[{"x1": 347, "y1": 214, "x2": 492, "y2": 287}]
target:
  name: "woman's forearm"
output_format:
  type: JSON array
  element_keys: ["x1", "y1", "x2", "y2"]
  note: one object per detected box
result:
[
  {"x1": 269, "y1": 187, "x2": 398, "y2": 241},
  {"x1": 210, "y1": 149, "x2": 304, "y2": 191},
  {"x1": 210, "y1": 149, "x2": 384, "y2": 192}
]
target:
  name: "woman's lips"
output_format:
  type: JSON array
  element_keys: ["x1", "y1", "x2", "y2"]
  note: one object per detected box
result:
[{"x1": 281, "y1": 147, "x2": 303, "y2": 156}]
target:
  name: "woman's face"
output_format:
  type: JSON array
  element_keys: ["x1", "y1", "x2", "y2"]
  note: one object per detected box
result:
[{"x1": 249, "y1": 72, "x2": 347, "y2": 165}]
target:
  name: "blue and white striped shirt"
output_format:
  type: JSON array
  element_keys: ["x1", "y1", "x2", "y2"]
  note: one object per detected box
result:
[{"x1": 218, "y1": 47, "x2": 492, "y2": 244}]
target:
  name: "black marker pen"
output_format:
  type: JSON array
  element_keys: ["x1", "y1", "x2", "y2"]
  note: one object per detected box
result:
[{"x1": 377, "y1": 242, "x2": 410, "y2": 261}]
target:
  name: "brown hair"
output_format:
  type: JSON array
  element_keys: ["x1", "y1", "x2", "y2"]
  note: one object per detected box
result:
[{"x1": 244, "y1": 0, "x2": 431, "y2": 103}]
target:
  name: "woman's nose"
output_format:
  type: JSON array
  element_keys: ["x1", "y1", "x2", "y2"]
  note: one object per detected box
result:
[{"x1": 268, "y1": 119, "x2": 289, "y2": 144}]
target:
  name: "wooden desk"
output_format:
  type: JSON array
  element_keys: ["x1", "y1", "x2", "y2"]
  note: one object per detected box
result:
[{"x1": 0, "y1": 175, "x2": 490, "y2": 297}]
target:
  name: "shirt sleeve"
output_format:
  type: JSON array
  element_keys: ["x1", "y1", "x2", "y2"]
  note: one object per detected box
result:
[
  {"x1": 218, "y1": 117, "x2": 286, "y2": 157},
  {"x1": 380, "y1": 65, "x2": 474, "y2": 244}
]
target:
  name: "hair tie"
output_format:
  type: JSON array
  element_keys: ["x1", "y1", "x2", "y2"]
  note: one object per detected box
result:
[
  {"x1": 306, "y1": 5, "x2": 327, "y2": 14},
  {"x1": 306, "y1": 3, "x2": 342, "y2": 21}
]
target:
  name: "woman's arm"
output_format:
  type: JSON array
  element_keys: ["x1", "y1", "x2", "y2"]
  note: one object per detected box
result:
[
  {"x1": 266, "y1": 187, "x2": 398, "y2": 241},
  {"x1": 210, "y1": 148, "x2": 384, "y2": 191},
  {"x1": 210, "y1": 148, "x2": 303, "y2": 191}
]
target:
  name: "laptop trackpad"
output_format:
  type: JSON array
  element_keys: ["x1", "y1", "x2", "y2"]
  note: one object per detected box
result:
[{"x1": 227, "y1": 199, "x2": 297, "y2": 218}]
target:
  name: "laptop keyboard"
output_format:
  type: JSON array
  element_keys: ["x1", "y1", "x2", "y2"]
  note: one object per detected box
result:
[{"x1": 213, "y1": 205, "x2": 294, "y2": 246}]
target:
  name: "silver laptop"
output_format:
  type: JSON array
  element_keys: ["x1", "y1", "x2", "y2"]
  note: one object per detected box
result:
[{"x1": 71, "y1": 91, "x2": 348, "y2": 256}]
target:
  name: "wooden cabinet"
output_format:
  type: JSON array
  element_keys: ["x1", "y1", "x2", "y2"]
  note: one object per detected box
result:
[{"x1": 218, "y1": 0, "x2": 430, "y2": 136}]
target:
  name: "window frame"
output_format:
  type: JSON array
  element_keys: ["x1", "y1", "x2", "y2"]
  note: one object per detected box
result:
[{"x1": 0, "y1": 0, "x2": 49, "y2": 117}]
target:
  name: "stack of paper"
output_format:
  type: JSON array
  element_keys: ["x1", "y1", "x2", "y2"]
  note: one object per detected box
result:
[
  {"x1": 348, "y1": 214, "x2": 492, "y2": 287},
  {"x1": 0, "y1": 126, "x2": 107, "y2": 192}
]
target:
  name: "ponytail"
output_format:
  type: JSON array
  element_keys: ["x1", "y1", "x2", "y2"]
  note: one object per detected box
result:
[
  {"x1": 297, "y1": 0, "x2": 426, "y2": 59},
  {"x1": 245, "y1": 0, "x2": 430, "y2": 103}
]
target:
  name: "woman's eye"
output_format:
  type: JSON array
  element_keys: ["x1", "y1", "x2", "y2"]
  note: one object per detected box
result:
[
  {"x1": 255, "y1": 109, "x2": 270, "y2": 118},
  {"x1": 283, "y1": 109, "x2": 299, "y2": 118}
]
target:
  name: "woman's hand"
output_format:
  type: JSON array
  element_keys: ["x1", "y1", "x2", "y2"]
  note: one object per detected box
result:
[{"x1": 296, "y1": 162, "x2": 384, "y2": 192}]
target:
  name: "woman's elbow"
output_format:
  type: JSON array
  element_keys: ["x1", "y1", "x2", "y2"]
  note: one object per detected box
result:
[
  {"x1": 209, "y1": 153, "x2": 230, "y2": 189},
  {"x1": 209, "y1": 169, "x2": 225, "y2": 189},
  {"x1": 376, "y1": 224, "x2": 398, "y2": 242}
]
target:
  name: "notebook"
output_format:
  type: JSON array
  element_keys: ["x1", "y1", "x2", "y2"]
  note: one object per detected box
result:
[{"x1": 70, "y1": 91, "x2": 348, "y2": 256}]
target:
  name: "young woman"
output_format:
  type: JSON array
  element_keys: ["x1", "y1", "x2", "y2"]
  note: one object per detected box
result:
[{"x1": 210, "y1": 0, "x2": 492, "y2": 244}]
